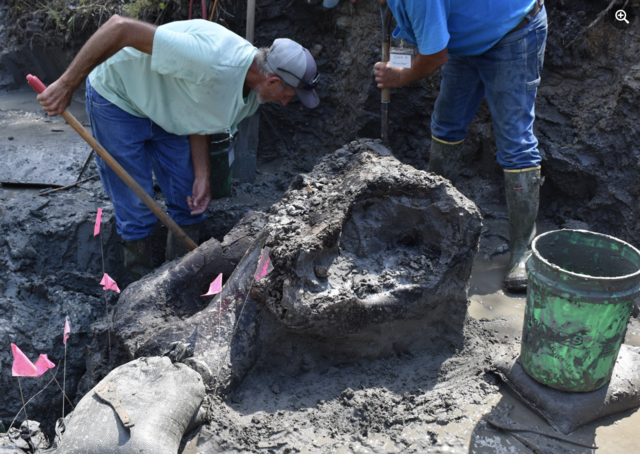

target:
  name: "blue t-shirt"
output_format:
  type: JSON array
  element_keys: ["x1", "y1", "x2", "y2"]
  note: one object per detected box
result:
[{"x1": 389, "y1": 0, "x2": 536, "y2": 56}]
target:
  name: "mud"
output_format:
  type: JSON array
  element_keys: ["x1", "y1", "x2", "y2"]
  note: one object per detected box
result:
[
  {"x1": 2, "y1": 0, "x2": 640, "y2": 452},
  {"x1": 185, "y1": 319, "x2": 497, "y2": 454},
  {"x1": 0, "y1": 174, "x2": 123, "y2": 435},
  {"x1": 0, "y1": 90, "x2": 89, "y2": 186},
  {"x1": 0, "y1": 91, "x2": 288, "y2": 436}
]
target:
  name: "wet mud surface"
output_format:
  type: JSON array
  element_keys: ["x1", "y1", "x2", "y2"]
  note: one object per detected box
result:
[
  {"x1": 3, "y1": 0, "x2": 640, "y2": 452},
  {"x1": 0, "y1": 90, "x2": 89, "y2": 187},
  {"x1": 1, "y1": 90, "x2": 640, "y2": 451}
]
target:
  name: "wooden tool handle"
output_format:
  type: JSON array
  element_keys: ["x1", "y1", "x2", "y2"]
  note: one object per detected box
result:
[
  {"x1": 27, "y1": 75, "x2": 198, "y2": 251},
  {"x1": 381, "y1": 42, "x2": 391, "y2": 103}
]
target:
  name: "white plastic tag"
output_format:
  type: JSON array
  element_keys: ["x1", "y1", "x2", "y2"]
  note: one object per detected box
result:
[
  {"x1": 390, "y1": 53, "x2": 412, "y2": 68},
  {"x1": 228, "y1": 148, "x2": 235, "y2": 166}
]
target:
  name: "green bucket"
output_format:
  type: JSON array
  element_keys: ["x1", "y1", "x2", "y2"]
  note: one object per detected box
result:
[
  {"x1": 522, "y1": 229, "x2": 640, "y2": 392},
  {"x1": 209, "y1": 134, "x2": 234, "y2": 199}
]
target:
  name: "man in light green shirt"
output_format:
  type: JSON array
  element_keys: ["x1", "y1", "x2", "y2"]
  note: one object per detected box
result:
[{"x1": 37, "y1": 15, "x2": 320, "y2": 280}]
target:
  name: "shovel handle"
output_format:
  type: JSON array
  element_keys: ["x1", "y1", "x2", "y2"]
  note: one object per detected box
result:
[
  {"x1": 27, "y1": 75, "x2": 198, "y2": 251},
  {"x1": 380, "y1": 4, "x2": 393, "y2": 141},
  {"x1": 381, "y1": 4, "x2": 392, "y2": 105},
  {"x1": 381, "y1": 41, "x2": 390, "y2": 103}
]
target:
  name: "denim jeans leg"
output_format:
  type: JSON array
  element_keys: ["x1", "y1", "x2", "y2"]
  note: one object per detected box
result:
[
  {"x1": 431, "y1": 55, "x2": 486, "y2": 143},
  {"x1": 85, "y1": 79, "x2": 158, "y2": 241},
  {"x1": 477, "y1": 7, "x2": 547, "y2": 170},
  {"x1": 145, "y1": 124, "x2": 205, "y2": 226}
]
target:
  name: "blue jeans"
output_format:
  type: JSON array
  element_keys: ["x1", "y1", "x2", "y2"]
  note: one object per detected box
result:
[
  {"x1": 85, "y1": 79, "x2": 204, "y2": 241},
  {"x1": 431, "y1": 6, "x2": 547, "y2": 170}
]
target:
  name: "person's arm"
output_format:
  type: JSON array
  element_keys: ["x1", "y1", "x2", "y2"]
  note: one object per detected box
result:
[
  {"x1": 374, "y1": 47, "x2": 448, "y2": 89},
  {"x1": 187, "y1": 134, "x2": 212, "y2": 215},
  {"x1": 37, "y1": 15, "x2": 157, "y2": 116}
]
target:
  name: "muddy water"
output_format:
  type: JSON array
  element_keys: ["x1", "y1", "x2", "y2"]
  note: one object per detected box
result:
[
  {"x1": 0, "y1": 86, "x2": 88, "y2": 120},
  {"x1": 0, "y1": 87, "x2": 90, "y2": 186},
  {"x1": 469, "y1": 253, "x2": 526, "y2": 322}
]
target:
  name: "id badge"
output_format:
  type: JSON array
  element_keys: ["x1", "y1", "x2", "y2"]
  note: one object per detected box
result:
[{"x1": 389, "y1": 47, "x2": 414, "y2": 69}]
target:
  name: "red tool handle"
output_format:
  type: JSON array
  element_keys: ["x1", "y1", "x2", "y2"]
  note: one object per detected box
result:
[{"x1": 27, "y1": 74, "x2": 47, "y2": 94}]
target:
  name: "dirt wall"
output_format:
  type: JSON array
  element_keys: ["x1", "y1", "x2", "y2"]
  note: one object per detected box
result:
[{"x1": 4, "y1": 1, "x2": 640, "y2": 254}]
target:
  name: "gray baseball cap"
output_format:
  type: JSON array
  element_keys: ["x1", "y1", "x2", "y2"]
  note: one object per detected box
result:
[{"x1": 266, "y1": 38, "x2": 320, "y2": 109}]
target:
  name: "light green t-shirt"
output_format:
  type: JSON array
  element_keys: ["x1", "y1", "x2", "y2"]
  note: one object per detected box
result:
[{"x1": 88, "y1": 20, "x2": 259, "y2": 136}]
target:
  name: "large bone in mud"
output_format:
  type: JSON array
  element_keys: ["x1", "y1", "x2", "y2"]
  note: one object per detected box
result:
[
  {"x1": 134, "y1": 239, "x2": 266, "y2": 394},
  {"x1": 255, "y1": 141, "x2": 482, "y2": 340},
  {"x1": 126, "y1": 141, "x2": 482, "y2": 390},
  {"x1": 113, "y1": 211, "x2": 267, "y2": 358}
]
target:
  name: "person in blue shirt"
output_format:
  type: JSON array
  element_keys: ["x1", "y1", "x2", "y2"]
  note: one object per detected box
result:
[{"x1": 374, "y1": 0, "x2": 547, "y2": 292}]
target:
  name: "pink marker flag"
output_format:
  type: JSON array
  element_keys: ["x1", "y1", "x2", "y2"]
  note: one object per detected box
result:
[
  {"x1": 201, "y1": 273, "x2": 223, "y2": 297},
  {"x1": 254, "y1": 247, "x2": 274, "y2": 282},
  {"x1": 63, "y1": 317, "x2": 71, "y2": 345},
  {"x1": 11, "y1": 344, "x2": 55, "y2": 377},
  {"x1": 100, "y1": 273, "x2": 120, "y2": 293},
  {"x1": 34, "y1": 354, "x2": 56, "y2": 376},
  {"x1": 93, "y1": 208, "x2": 103, "y2": 236}
]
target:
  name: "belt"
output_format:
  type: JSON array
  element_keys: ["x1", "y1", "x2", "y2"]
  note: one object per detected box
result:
[
  {"x1": 210, "y1": 133, "x2": 234, "y2": 152},
  {"x1": 509, "y1": 0, "x2": 544, "y2": 34}
]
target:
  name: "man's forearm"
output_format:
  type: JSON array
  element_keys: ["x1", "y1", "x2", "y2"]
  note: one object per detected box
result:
[
  {"x1": 59, "y1": 15, "x2": 157, "y2": 92},
  {"x1": 38, "y1": 15, "x2": 158, "y2": 116},
  {"x1": 187, "y1": 134, "x2": 212, "y2": 215},
  {"x1": 374, "y1": 48, "x2": 448, "y2": 89},
  {"x1": 400, "y1": 50, "x2": 449, "y2": 85},
  {"x1": 189, "y1": 135, "x2": 211, "y2": 180}
]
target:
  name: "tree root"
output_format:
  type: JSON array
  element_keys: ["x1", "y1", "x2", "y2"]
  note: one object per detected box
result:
[{"x1": 565, "y1": 0, "x2": 629, "y2": 49}]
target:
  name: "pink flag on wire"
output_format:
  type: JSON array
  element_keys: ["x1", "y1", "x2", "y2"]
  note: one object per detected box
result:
[
  {"x1": 201, "y1": 273, "x2": 223, "y2": 297},
  {"x1": 34, "y1": 354, "x2": 56, "y2": 376},
  {"x1": 254, "y1": 247, "x2": 273, "y2": 282},
  {"x1": 100, "y1": 273, "x2": 120, "y2": 293},
  {"x1": 11, "y1": 344, "x2": 55, "y2": 377},
  {"x1": 94, "y1": 208, "x2": 102, "y2": 236},
  {"x1": 63, "y1": 317, "x2": 71, "y2": 345}
]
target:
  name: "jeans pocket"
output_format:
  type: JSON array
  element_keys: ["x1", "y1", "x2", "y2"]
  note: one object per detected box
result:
[
  {"x1": 526, "y1": 77, "x2": 541, "y2": 91},
  {"x1": 87, "y1": 85, "x2": 113, "y2": 108},
  {"x1": 90, "y1": 96, "x2": 114, "y2": 108}
]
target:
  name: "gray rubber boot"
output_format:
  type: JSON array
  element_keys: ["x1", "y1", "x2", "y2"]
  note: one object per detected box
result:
[
  {"x1": 503, "y1": 167, "x2": 542, "y2": 292},
  {"x1": 166, "y1": 222, "x2": 201, "y2": 262},
  {"x1": 124, "y1": 236, "x2": 154, "y2": 281},
  {"x1": 428, "y1": 137, "x2": 466, "y2": 185}
]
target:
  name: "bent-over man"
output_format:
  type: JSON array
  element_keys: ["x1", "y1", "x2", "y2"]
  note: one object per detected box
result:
[{"x1": 38, "y1": 16, "x2": 320, "y2": 280}]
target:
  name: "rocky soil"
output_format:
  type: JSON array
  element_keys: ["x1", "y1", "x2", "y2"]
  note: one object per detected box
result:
[{"x1": 2, "y1": 0, "x2": 640, "y2": 453}]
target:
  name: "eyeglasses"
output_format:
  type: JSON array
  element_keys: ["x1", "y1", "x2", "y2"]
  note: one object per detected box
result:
[{"x1": 277, "y1": 67, "x2": 320, "y2": 91}]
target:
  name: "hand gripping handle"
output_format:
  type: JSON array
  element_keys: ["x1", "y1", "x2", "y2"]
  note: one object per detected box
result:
[{"x1": 27, "y1": 74, "x2": 47, "y2": 94}]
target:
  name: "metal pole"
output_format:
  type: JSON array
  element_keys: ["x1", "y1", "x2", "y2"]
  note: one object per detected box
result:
[{"x1": 246, "y1": 0, "x2": 256, "y2": 43}]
